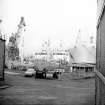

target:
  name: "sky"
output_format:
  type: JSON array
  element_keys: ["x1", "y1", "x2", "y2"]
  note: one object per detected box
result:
[{"x1": 0, "y1": 0, "x2": 96, "y2": 55}]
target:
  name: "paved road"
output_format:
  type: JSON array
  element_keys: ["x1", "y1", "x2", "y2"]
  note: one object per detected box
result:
[{"x1": 0, "y1": 70, "x2": 95, "y2": 105}]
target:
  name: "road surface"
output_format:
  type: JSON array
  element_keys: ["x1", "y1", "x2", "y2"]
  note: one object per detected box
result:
[{"x1": 0, "y1": 70, "x2": 95, "y2": 105}]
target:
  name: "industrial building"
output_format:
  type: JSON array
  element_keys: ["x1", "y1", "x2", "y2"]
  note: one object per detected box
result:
[
  {"x1": 96, "y1": 0, "x2": 105, "y2": 105},
  {"x1": 0, "y1": 37, "x2": 5, "y2": 81}
]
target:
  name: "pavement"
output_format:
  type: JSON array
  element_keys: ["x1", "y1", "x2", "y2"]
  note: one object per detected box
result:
[{"x1": 0, "y1": 69, "x2": 95, "y2": 105}]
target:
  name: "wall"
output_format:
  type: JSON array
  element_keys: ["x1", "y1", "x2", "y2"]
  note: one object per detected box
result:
[
  {"x1": 0, "y1": 38, "x2": 5, "y2": 80},
  {"x1": 96, "y1": 6, "x2": 105, "y2": 105}
]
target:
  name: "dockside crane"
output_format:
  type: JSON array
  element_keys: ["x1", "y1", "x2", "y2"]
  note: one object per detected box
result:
[{"x1": 8, "y1": 17, "x2": 26, "y2": 61}]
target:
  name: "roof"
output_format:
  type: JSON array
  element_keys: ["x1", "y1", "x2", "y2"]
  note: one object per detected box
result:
[
  {"x1": 97, "y1": 0, "x2": 105, "y2": 28},
  {"x1": 70, "y1": 63, "x2": 95, "y2": 67},
  {"x1": 70, "y1": 44, "x2": 96, "y2": 64}
]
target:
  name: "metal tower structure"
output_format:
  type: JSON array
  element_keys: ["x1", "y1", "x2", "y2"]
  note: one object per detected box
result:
[{"x1": 8, "y1": 17, "x2": 26, "y2": 61}]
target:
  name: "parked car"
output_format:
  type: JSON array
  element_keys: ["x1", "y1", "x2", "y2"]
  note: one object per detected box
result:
[
  {"x1": 53, "y1": 71, "x2": 58, "y2": 79},
  {"x1": 45, "y1": 67, "x2": 59, "y2": 79},
  {"x1": 46, "y1": 70, "x2": 54, "y2": 79},
  {"x1": 24, "y1": 68, "x2": 36, "y2": 77},
  {"x1": 43, "y1": 68, "x2": 58, "y2": 79},
  {"x1": 35, "y1": 68, "x2": 46, "y2": 79},
  {"x1": 35, "y1": 67, "x2": 59, "y2": 79}
]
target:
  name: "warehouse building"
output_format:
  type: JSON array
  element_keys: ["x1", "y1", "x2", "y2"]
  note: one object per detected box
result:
[
  {"x1": 0, "y1": 37, "x2": 5, "y2": 81},
  {"x1": 96, "y1": 0, "x2": 105, "y2": 105}
]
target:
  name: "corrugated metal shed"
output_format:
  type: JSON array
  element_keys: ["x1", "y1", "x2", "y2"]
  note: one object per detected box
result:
[{"x1": 96, "y1": 0, "x2": 105, "y2": 105}]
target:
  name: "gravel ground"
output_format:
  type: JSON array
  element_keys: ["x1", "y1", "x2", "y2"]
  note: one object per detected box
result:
[{"x1": 0, "y1": 69, "x2": 95, "y2": 105}]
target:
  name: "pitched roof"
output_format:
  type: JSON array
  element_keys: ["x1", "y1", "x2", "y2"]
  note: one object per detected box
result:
[{"x1": 70, "y1": 44, "x2": 96, "y2": 64}]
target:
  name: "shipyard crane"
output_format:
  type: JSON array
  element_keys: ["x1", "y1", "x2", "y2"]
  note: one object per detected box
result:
[
  {"x1": 14, "y1": 17, "x2": 26, "y2": 46},
  {"x1": 8, "y1": 17, "x2": 26, "y2": 61}
]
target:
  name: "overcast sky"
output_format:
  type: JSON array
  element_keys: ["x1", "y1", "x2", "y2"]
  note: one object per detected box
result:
[{"x1": 0, "y1": 0, "x2": 96, "y2": 55}]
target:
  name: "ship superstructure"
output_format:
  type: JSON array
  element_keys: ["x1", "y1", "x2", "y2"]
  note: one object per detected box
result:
[{"x1": 35, "y1": 39, "x2": 70, "y2": 64}]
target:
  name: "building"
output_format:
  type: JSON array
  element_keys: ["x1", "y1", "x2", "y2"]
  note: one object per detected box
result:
[
  {"x1": 0, "y1": 38, "x2": 5, "y2": 81},
  {"x1": 96, "y1": 0, "x2": 105, "y2": 105},
  {"x1": 71, "y1": 43, "x2": 96, "y2": 64},
  {"x1": 69, "y1": 38, "x2": 96, "y2": 79}
]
